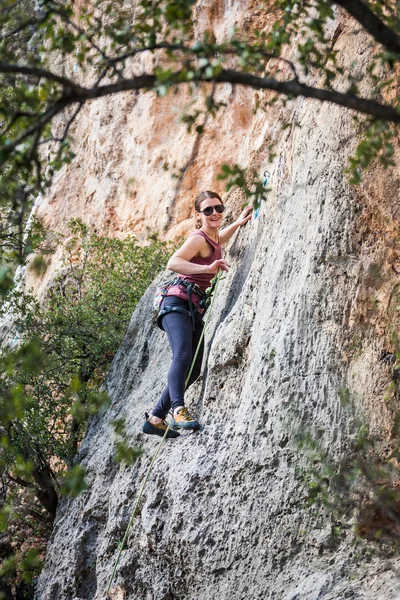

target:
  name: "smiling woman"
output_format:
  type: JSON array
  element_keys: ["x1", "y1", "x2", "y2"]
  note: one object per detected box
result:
[{"x1": 142, "y1": 190, "x2": 252, "y2": 437}]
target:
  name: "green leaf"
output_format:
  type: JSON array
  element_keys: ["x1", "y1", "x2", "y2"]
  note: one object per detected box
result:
[
  {"x1": 0, "y1": 266, "x2": 14, "y2": 297},
  {"x1": 115, "y1": 441, "x2": 142, "y2": 465},
  {"x1": 60, "y1": 464, "x2": 88, "y2": 497},
  {"x1": 20, "y1": 549, "x2": 42, "y2": 584}
]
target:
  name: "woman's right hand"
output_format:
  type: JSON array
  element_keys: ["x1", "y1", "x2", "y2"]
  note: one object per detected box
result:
[{"x1": 208, "y1": 259, "x2": 230, "y2": 273}]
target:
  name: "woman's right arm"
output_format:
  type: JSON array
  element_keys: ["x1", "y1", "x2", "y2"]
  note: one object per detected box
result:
[{"x1": 167, "y1": 236, "x2": 230, "y2": 274}]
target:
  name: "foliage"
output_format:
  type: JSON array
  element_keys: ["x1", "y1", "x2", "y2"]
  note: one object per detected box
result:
[
  {"x1": 294, "y1": 223, "x2": 400, "y2": 549},
  {"x1": 217, "y1": 164, "x2": 269, "y2": 209},
  {"x1": 0, "y1": 219, "x2": 173, "y2": 593},
  {"x1": 111, "y1": 418, "x2": 143, "y2": 466},
  {"x1": 296, "y1": 388, "x2": 400, "y2": 548},
  {"x1": 0, "y1": 0, "x2": 399, "y2": 258}
]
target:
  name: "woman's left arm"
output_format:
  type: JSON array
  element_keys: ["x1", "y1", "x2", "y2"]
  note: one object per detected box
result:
[{"x1": 219, "y1": 205, "x2": 253, "y2": 245}]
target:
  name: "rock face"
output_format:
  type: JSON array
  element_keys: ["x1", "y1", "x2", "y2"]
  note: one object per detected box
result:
[
  {"x1": 26, "y1": 0, "x2": 261, "y2": 298},
  {"x1": 34, "y1": 3, "x2": 400, "y2": 600}
]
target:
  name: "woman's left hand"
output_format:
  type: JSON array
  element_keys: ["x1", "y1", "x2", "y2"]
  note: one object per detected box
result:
[{"x1": 235, "y1": 205, "x2": 253, "y2": 226}]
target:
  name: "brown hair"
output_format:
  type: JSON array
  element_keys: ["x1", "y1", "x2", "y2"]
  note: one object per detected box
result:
[
  {"x1": 194, "y1": 191, "x2": 223, "y2": 212},
  {"x1": 194, "y1": 191, "x2": 223, "y2": 228}
]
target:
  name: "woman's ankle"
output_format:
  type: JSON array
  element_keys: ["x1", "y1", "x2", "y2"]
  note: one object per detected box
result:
[{"x1": 149, "y1": 414, "x2": 164, "y2": 424}]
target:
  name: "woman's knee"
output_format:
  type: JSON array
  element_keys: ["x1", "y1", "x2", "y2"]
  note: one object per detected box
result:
[{"x1": 173, "y1": 350, "x2": 192, "y2": 370}]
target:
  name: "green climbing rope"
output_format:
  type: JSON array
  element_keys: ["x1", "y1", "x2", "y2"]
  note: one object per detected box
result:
[
  {"x1": 185, "y1": 270, "x2": 223, "y2": 386},
  {"x1": 105, "y1": 270, "x2": 222, "y2": 597},
  {"x1": 105, "y1": 425, "x2": 169, "y2": 597}
]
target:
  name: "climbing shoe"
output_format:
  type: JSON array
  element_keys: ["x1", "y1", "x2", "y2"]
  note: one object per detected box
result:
[
  {"x1": 170, "y1": 407, "x2": 200, "y2": 430},
  {"x1": 142, "y1": 414, "x2": 180, "y2": 439}
]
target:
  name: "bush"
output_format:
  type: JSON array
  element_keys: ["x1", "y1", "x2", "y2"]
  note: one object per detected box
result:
[{"x1": 0, "y1": 219, "x2": 174, "y2": 594}]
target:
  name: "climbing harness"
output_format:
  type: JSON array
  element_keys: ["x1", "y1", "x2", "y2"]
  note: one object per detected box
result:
[
  {"x1": 155, "y1": 277, "x2": 209, "y2": 331},
  {"x1": 105, "y1": 271, "x2": 223, "y2": 597}
]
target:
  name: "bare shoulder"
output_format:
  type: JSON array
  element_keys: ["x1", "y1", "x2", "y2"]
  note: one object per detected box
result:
[{"x1": 173, "y1": 232, "x2": 208, "y2": 260}]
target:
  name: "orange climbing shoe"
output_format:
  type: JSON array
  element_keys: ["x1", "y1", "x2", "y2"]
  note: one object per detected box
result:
[{"x1": 170, "y1": 407, "x2": 200, "y2": 430}]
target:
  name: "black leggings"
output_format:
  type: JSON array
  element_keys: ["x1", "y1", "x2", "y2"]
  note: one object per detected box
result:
[{"x1": 152, "y1": 296, "x2": 204, "y2": 419}]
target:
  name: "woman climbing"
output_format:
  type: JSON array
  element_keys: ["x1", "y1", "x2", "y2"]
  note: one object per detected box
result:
[{"x1": 143, "y1": 190, "x2": 252, "y2": 438}]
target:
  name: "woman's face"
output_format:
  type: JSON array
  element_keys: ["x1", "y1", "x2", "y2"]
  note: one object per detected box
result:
[{"x1": 196, "y1": 198, "x2": 224, "y2": 230}]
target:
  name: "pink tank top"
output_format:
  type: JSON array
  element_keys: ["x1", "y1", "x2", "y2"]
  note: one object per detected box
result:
[{"x1": 166, "y1": 230, "x2": 222, "y2": 303}]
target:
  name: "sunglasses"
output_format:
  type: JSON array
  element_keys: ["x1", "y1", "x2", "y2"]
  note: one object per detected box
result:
[{"x1": 198, "y1": 204, "x2": 225, "y2": 217}]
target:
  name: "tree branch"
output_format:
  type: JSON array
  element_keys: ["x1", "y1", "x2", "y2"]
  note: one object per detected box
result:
[
  {"x1": 333, "y1": 0, "x2": 400, "y2": 55},
  {"x1": 15, "y1": 503, "x2": 50, "y2": 525},
  {"x1": 1, "y1": 63, "x2": 400, "y2": 169},
  {"x1": 1, "y1": 97, "x2": 72, "y2": 157},
  {"x1": 8, "y1": 473, "x2": 36, "y2": 490},
  {"x1": 0, "y1": 62, "x2": 86, "y2": 91},
  {"x1": 0, "y1": 111, "x2": 40, "y2": 138},
  {"x1": 51, "y1": 7, "x2": 125, "y2": 82},
  {"x1": 0, "y1": 11, "x2": 52, "y2": 40},
  {"x1": 39, "y1": 102, "x2": 83, "y2": 145},
  {"x1": 79, "y1": 69, "x2": 400, "y2": 123},
  {"x1": 107, "y1": 43, "x2": 300, "y2": 81}
]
